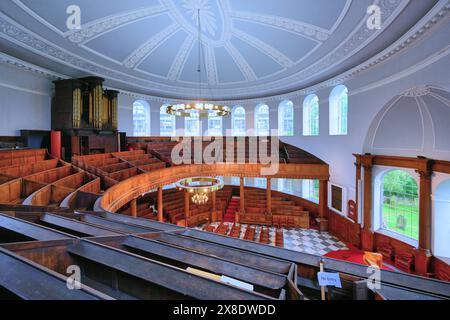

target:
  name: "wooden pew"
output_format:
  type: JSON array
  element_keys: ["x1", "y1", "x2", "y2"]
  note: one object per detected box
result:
[
  {"x1": 150, "y1": 232, "x2": 292, "y2": 275},
  {"x1": 0, "y1": 213, "x2": 73, "y2": 242},
  {"x1": 0, "y1": 248, "x2": 112, "y2": 300},
  {"x1": 66, "y1": 240, "x2": 273, "y2": 300},
  {"x1": 39, "y1": 213, "x2": 123, "y2": 237},
  {"x1": 120, "y1": 236, "x2": 288, "y2": 293}
]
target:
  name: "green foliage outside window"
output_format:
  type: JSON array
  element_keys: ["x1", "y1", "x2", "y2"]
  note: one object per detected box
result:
[{"x1": 382, "y1": 170, "x2": 419, "y2": 240}]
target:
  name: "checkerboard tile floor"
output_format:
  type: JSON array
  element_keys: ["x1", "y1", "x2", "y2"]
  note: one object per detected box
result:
[{"x1": 196, "y1": 222, "x2": 347, "y2": 256}]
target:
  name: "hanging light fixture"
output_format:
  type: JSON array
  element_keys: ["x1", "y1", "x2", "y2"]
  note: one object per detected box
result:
[
  {"x1": 175, "y1": 177, "x2": 224, "y2": 205},
  {"x1": 165, "y1": 9, "x2": 230, "y2": 118}
]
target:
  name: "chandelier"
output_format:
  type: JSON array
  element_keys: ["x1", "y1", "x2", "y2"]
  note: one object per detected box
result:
[
  {"x1": 191, "y1": 193, "x2": 209, "y2": 205},
  {"x1": 175, "y1": 177, "x2": 224, "y2": 205},
  {"x1": 164, "y1": 9, "x2": 230, "y2": 118}
]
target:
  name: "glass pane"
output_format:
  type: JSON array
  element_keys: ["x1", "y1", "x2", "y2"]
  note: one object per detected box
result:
[
  {"x1": 160, "y1": 105, "x2": 175, "y2": 136},
  {"x1": 185, "y1": 110, "x2": 200, "y2": 136},
  {"x1": 256, "y1": 104, "x2": 270, "y2": 136},
  {"x1": 208, "y1": 110, "x2": 223, "y2": 136},
  {"x1": 232, "y1": 106, "x2": 246, "y2": 136},
  {"x1": 382, "y1": 170, "x2": 419, "y2": 240}
]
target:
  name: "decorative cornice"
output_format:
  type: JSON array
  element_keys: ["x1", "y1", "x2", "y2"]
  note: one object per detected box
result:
[
  {"x1": 1, "y1": 1, "x2": 449, "y2": 105},
  {"x1": 231, "y1": 11, "x2": 330, "y2": 41},
  {"x1": 123, "y1": 24, "x2": 180, "y2": 69},
  {"x1": 401, "y1": 86, "x2": 433, "y2": 97},
  {"x1": 0, "y1": 52, "x2": 67, "y2": 80},
  {"x1": 67, "y1": 5, "x2": 168, "y2": 43},
  {"x1": 225, "y1": 43, "x2": 257, "y2": 82},
  {"x1": 1, "y1": 0, "x2": 405, "y2": 99},
  {"x1": 167, "y1": 35, "x2": 196, "y2": 81},
  {"x1": 232, "y1": 29, "x2": 294, "y2": 68}
]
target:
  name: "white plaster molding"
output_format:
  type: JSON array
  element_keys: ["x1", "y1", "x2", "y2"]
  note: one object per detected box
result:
[
  {"x1": 124, "y1": 24, "x2": 180, "y2": 69},
  {"x1": 0, "y1": 80, "x2": 50, "y2": 96},
  {"x1": 224, "y1": 43, "x2": 257, "y2": 81},
  {"x1": 1, "y1": 1, "x2": 448, "y2": 104},
  {"x1": 231, "y1": 11, "x2": 330, "y2": 41},
  {"x1": 68, "y1": 6, "x2": 168, "y2": 44},
  {"x1": 232, "y1": 29, "x2": 294, "y2": 68},
  {"x1": 167, "y1": 34, "x2": 196, "y2": 81}
]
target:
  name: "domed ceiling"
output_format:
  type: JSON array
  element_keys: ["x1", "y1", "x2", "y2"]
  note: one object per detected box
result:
[
  {"x1": 0, "y1": 0, "x2": 440, "y2": 100},
  {"x1": 364, "y1": 86, "x2": 450, "y2": 159}
]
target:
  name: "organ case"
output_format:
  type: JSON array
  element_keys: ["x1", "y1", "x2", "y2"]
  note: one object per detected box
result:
[{"x1": 52, "y1": 76, "x2": 120, "y2": 160}]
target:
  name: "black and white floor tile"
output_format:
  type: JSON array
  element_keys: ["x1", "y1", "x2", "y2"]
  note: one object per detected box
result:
[{"x1": 196, "y1": 222, "x2": 347, "y2": 256}]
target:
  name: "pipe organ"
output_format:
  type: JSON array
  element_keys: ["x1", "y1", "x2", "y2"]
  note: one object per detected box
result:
[{"x1": 52, "y1": 76, "x2": 120, "y2": 160}]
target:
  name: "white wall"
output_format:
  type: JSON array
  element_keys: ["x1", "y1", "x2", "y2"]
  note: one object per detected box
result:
[
  {"x1": 0, "y1": 63, "x2": 52, "y2": 136},
  {"x1": 117, "y1": 46, "x2": 450, "y2": 206}
]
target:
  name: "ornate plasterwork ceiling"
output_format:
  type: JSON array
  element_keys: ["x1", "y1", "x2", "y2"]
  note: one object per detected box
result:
[{"x1": 0, "y1": 0, "x2": 443, "y2": 100}]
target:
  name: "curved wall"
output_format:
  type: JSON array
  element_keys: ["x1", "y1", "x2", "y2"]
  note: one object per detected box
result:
[{"x1": 117, "y1": 16, "x2": 450, "y2": 206}]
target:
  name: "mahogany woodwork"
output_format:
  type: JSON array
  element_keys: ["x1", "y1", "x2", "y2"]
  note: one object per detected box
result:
[
  {"x1": 355, "y1": 154, "x2": 450, "y2": 277},
  {"x1": 157, "y1": 187, "x2": 163, "y2": 222},
  {"x1": 328, "y1": 210, "x2": 361, "y2": 248}
]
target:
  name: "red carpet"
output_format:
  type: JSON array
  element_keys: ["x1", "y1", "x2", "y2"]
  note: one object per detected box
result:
[
  {"x1": 223, "y1": 198, "x2": 239, "y2": 222},
  {"x1": 324, "y1": 249, "x2": 394, "y2": 271}
]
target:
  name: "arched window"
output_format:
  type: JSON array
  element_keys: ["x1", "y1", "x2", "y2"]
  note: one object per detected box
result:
[
  {"x1": 278, "y1": 100, "x2": 294, "y2": 136},
  {"x1": 329, "y1": 85, "x2": 348, "y2": 135},
  {"x1": 434, "y1": 179, "x2": 450, "y2": 258},
  {"x1": 184, "y1": 109, "x2": 200, "y2": 136},
  {"x1": 279, "y1": 179, "x2": 294, "y2": 194},
  {"x1": 381, "y1": 170, "x2": 419, "y2": 240},
  {"x1": 230, "y1": 177, "x2": 240, "y2": 186},
  {"x1": 231, "y1": 106, "x2": 246, "y2": 136},
  {"x1": 255, "y1": 104, "x2": 270, "y2": 136},
  {"x1": 302, "y1": 179, "x2": 319, "y2": 203},
  {"x1": 303, "y1": 95, "x2": 319, "y2": 136},
  {"x1": 254, "y1": 178, "x2": 267, "y2": 189},
  {"x1": 160, "y1": 104, "x2": 175, "y2": 136},
  {"x1": 207, "y1": 108, "x2": 223, "y2": 136},
  {"x1": 133, "y1": 100, "x2": 150, "y2": 136}
]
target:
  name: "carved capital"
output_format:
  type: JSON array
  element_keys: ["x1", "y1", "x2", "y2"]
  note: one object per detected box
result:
[{"x1": 416, "y1": 169, "x2": 432, "y2": 180}]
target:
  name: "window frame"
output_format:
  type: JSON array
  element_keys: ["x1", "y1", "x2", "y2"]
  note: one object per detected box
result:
[
  {"x1": 207, "y1": 109, "x2": 223, "y2": 136},
  {"x1": 231, "y1": 105, "x2": 246, "y2": 136},
  {"x1": 329, "y1": 85, "x2": 348, "y2": 136},
  {"x1": 160, "y1": 104, "x2": 176, "y2": 137},
  {"x1": 184, "y1": 109, "x2": 200, "y2": 136},
  {"x1": 278, "y1": 100, "x2": 294, "y2": 137},
  {"x1": 255, "y1": 103, "x2": 270, "y2": 136},
  {"x1": 302, "y1": 95, "x2": 319, "y2": 136},
  {"x1": 373, "y1": 167, "x2": 420, "y2": 247},
  {"x1": 132, "y1": 100, "x2": 151, "y2": 137}
]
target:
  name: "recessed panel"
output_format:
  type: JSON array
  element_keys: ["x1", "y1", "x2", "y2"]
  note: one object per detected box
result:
[
  {"x1": 228, "y1": 0, "x2": 348, "y2": 30},
  {"x1": 20, "y1": 0, "x2": 162, "y2": 33},
  {"x1": 373, "y1": 97, "x2": 423, "y2": 150},
  {"x1": 84, "y1": 14, "x2": 173, "y2": 63}
]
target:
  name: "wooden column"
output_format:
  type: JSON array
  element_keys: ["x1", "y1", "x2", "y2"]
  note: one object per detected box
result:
[
  {"x1": 211, "y1": 191, "x2": 217, "y2": 221},
  {"x1": 157, "y1": 187, "x2": 163, "y2": 222},
  {"x1": 354, "y1": 155, "x2": 362, "y2": 224},
  {"x1": 318, "y1": 179, "x2": 328, "y2": 232},
  {"x1": 184, "y1": 191, "x2": 190, "y2": 227},
  {"x1": 130, "y1": 198, "x2": 137, "y2": 218},
  {"x1": 415, "y1": 165, "x2": 433, "y2": 275},
  {"x1": 240, "y1": 177, "x2": 245, "y2": 212},
  {"x1": 266, "y1": 178, "x2": 272, "y2": 214},
  {"x1": 361, "y1": 155, "x2": 374, "y2": 251}
]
